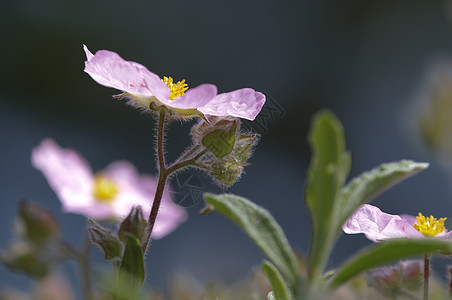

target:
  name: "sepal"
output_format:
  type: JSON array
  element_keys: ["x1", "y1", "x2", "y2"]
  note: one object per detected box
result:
[{"x1": 88, "y1": 220, "x2": 122, "y2": 260}]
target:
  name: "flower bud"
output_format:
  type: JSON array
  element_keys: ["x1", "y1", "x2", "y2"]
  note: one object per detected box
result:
[
  {"x1": 118, "y1": 206, "x2": 147, "y2": 242},
  {"x1": 0, "y1": 242, "x2": 51, "y2": 278},
  {"x1": 19, "y1": 200, "x2": 59, "y2": 245},
  {"x1": 192, "y1": 117, "x2": 260, "y2": 186},
  {"x1": 232, "y1": 134, "x2": 259, "y2": 163},
  {"x1": 399, "y1": 260, "x2": 422, "y2": 291},
  {"x1": 88, "y1": 220, "x2": 122, "y2": 260},
  {"x1": 201, "y1": 120, "x2": 238, "y2": 158},
  {"x1": 366, "y1": 266, "x2": 401, "y2": 298},
  {"x1": 209, "y1": 159, "x2": 244, "y2": 186}
]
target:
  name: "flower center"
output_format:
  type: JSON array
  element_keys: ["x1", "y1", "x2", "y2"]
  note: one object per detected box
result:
[
  {"x1": 162, "y1": 76, "x2": 188, "y2": 100},
  {"x1": 413, "y1": 213, "x2": 447, "y2": 237},
  {"x1": 93, "y1": 174, "x2": 119, "y2": 203}
]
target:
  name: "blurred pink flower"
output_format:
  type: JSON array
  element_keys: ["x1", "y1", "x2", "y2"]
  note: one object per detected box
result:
[
  {"x1": 32, "y1": 139, "x2": 186, "y2": 239},
  {"x1": 83, "y1": 45, "x2": 265, "y2": 120},
  {"x1": 342, "y1": 204, "x2": 452, "y2": 242}
]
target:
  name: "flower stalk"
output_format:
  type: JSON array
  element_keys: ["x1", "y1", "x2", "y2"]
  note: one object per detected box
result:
[
  {"x1": 141, "y1": 111, "x2": 208, "y2": 253},
  {"x1": 424, "y1": 253, "x2": 430, "y2": 300}
]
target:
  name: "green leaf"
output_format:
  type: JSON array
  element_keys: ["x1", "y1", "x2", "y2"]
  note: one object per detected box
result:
[
  {"x1": 119, "y1": 234, "x2": 145, "y2": 295},
  {"x1": 329, "y1": 239, "x2": 452, "y2": 289},
  {"x1": 305, "y1": 111, "x2": 350, "y2": 280},
  {"x1": 203, "y1": 193, "x2": 301, "y2": 293},
  {"x1": 336, "y1": 160, "x2": 429, "y2": 234},
  {"x1": 262, "y1": 260, "x2": 291, "y2": 300}
]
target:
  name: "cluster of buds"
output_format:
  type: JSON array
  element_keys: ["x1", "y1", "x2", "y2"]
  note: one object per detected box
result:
[
  {"x1": 1, "y1": 201, "x2": 60, "y2": 278},
  {"x1": 191, "y1": 117, "x2": 259, "y2": 186},
  {"x1": 89, "y1": 206, "x2": 147, "y2": 261},
  {"x1": 366, "y1": 260, "x2": 423, "y2": 298}
]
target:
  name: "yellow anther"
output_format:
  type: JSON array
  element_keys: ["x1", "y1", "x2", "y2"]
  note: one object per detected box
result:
[
  {"x1": 93, "y1": 174, "x2": 119, "y2": 203},
  {"x1": 413, "y1": 213, "x2": 447, "y2": 237},
  {"x1": 162, "y1": 76, "x2": 189, "y2": 100}
]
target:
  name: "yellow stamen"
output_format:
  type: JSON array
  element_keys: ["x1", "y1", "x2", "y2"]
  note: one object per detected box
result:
[
  {"x1": 162, "y1": 76, "x2": 189, "y2": 100},
  {"x1": 93, "y1": 174, "x2": 119, "y2": 203},
  {"x1": 413, "y1": 213, "x2": 447, "y2": 237}
]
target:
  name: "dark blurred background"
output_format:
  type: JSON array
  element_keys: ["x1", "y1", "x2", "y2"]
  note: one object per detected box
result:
[{"x1": 3, "y1": 0, "x2": 452, "y2": 296}]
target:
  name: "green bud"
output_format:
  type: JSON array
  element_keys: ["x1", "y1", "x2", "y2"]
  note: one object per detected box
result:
[
  {"x1": 202, "y1": 121, "x2": 237, "y2": 158},
  {"x1": 0, "y1": 242, "x2": 51, "y2": 278},
  {"x1": 233, "y1": 134, "x2": 259, "y2": 163},
  {"x1": 209, "y1": 160, "x2": 244, "y2": 186},
  {"x1": 118, "y1": 206, "x2": 147, "y2": 242},
  {"x1": 19, "y1": 201, "x2": 59, "y2": 245},
  {"x1": 88, "y1": 220, "x2": 122, "y2": 260}
]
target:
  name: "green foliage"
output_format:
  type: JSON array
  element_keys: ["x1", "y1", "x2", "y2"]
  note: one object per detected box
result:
[
  {"x1": 0, "y1": 243, "x2": 52, "y2": 278},
  {"x1": 305, "y1": 111, "x2": 431, "y2": 286},
  {"x1": 203, "y1": 193, "x2": 302, "y2": 294},
  {"x1": 203, "y1": 110, "x2": 440, "y2": 298},
  {"x1": 305, "y1": 111, "x2": 350, "y2": 280},
  {"x1": 119, "y1": 234, "x2": 145, "y2": 295},
  {"x1": 262, "y1": 260, "x2": 291, "y2": 300},
  {"x1": 329, "y1": 239, "x2": 452, "y2": 289}
]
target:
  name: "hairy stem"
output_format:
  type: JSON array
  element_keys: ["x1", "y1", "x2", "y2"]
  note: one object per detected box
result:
[
  {"x1": 177, "y1": 144, "x2": 201, "y2": 162},
  {"x1": 142, "y1": 111, "x2": 208, "y2": 254},
  {"x1": 157, "y1": 110, "x2": 166, "y2": 172},
  {"x1": 167, "y1": 149, "x2": 208, "y2": 174},
  {"x1": 142, "y1": 111, "x2": 167, "y2": 253},
  {"x1": 142, "y1": 170, "x2": 168, "y2": 253},
  {"x1": 424, "y1": 253, "x2": 430, "y2": 300}
]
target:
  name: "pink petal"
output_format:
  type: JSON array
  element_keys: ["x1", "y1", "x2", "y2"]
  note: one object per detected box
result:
[
  {"x1": 198, "y1": 88, "x2": 266, "y2": 120},
  {"x1": 64, "y1": 202, "x2": 116, "y2": 220},
  {"x1": 32, "y1": 139, "x2": 94, "y2": 209},
  {"x1": 83, "y1": 45, "x2": 170, "y2": 101},
  {"x1": 140, "y1": 175, "x2": 187, "y2": 239},
  {"x1": 103, "y1": 162, "x2": 187, "y2": 238},
  {"x1": 167, "y1": 84, "x2": 217, "y2": 109},
  {"x1": 439, "y1": 231, "x2": 452, "y2": 238},
  {"x1": 342, "y1": 204, "x2": 422, "y2": 242}
]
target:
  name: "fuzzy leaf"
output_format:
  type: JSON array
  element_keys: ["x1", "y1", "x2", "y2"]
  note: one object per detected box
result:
[
  {"x1": 329, "y1": 239, "x2": 452, "y2": 289},
  {"x1": 336, "y1": 160, "x2": 429, "y2": 234},
  {"x1": 263, "y1": 260, "x2": 291, "y2": 300},
  {"x1": 305, "y1": 111, "x2": 350, "y2": 280},
  {"x1": 203, "y1": 193, "x2": 301, "y2": 292}
]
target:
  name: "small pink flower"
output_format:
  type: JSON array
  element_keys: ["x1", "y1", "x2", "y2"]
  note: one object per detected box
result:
[
  {"x1": 342, "y1": 204, "x2": 452, "y2": 242},
  {"x1": 32, "y1": 139, "x2": 187, "y2": 239},
  {"x1": 83, "y1": 45, "x2": 265, "y2": 120}
]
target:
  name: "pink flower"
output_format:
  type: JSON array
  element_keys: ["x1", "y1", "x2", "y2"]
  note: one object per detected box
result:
[
  {"x1": 83, "y1": 45, "x2": 265, "y2": 120},
  {"x1": 31, "y1": 139, "x2": 187, "y2": 239},
  {"x1": 342, "y1": 204, "x2": 452, "y2": 242}
]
